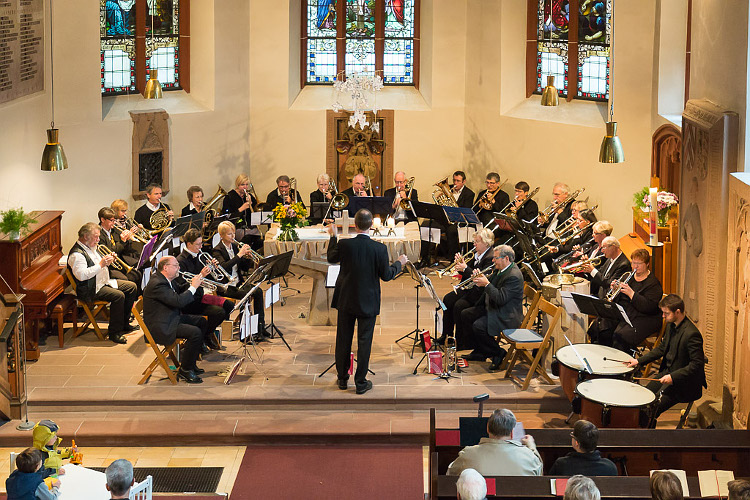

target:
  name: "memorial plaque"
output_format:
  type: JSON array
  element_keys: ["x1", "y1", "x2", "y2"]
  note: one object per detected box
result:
[{"x1": 0, "y1": 0, "x2": 44, "y2": 105}]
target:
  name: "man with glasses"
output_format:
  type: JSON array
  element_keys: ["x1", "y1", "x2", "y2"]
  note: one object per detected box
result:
[
  {"x1": 265, "y1": 175, "x2": 305, "y2": 210},
  {"x1": 97, "y1": 207, "x2": 143, "y2": 288},
  {"x1": 541, "y1": 182, "x2": 573, "y2": 240},
  {"x1": 474, "y1": 172, "x2": 510, "y2": 227}
]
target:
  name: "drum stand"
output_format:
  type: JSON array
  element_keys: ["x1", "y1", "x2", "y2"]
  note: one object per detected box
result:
[{"x1": 395, "y1": 283, "x2": 425, "y2": 359}]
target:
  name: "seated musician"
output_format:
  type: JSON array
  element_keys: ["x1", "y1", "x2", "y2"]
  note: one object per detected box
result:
[
  {"x1": 510, "y1": 181, "x2": 539, "y2": 222},
  {"x1": 265, "y1": 175, "x2": 305, "y2": 211},
  {"x1": 455, "y1": 469, "x2": 486, "y2": 500},
  {"x1": 111, "y1": 198, "x2": 146, "y2": 259},
  {"x1": 212, "y1": 221, "x2": 269, "y2": 337},
  {"x1": 570, "y1": 220, "x2": 612, "y2": 267},
  {"x1": 437, "y1": 228, "x2": 495, "y2": 349},
  {"x1": 439, "y1": 171, "x2": 476, "y2": 262},
  {"x1": 474, "y1": 172, "x2": 510, "y2": 228},
  {"x1": 222, "y1": 174, "x2": 261, "y2": 248},
  {"x1": 540, "y1": 183, "x2": 573, "y2": 241},
  {"x1": 447, "y1": 408, "x2": 542, "y2": 476},
  {"x1": 580, "y1": 236, "x2": 631, "y2": 346},
  {"x1": 547, "y1": 420, "x2": 617, "y2": 476},
  {"x1": 383, "y1": 171, "x2": 419, "y2": 223},
  {"x1": 134, "y1": 183, "x2": 173, "y2": 231},
  {"x1": 181, "y1": 185, "x2": 203, "y2": 216},
  {"x1": 309, "y1": 173, "x2": 333, "y2": 225},
  {"x1": 546, "y1": 209, "x2": 597, "y2": 259},
  {"x1": 97, "y1": 207, "x2": 143, "y2": 290},
  {"x1": 461, "y1": 244, "x2": 524, "y2": 370},
  {"x1": 67, "y1": 223, "x2": 138, "y2": 344},
  {"x1": 611, "y1": 249, "x2": 663, "y2": 353},
  {"x1": 341, "y1": 173, "x2": 370, "y2": 198},
  {"x1": 176, "y1": 229, "x2": 233, "y2": 351},
  {"x1": 626, "y1": 294, "x2": 706, "y2": 421},
  {"x1": 143, "y1": 256, "x2": 210, "y2": 384}
]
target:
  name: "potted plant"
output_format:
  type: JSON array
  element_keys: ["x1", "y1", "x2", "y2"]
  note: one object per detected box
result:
[{"x1": 0, "y1": 208, "x2": 37, "y2": 241}]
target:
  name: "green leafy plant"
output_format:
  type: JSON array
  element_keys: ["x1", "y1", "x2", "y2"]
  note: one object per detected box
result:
[
  {"x1": 633, "y1": 186, "x2": 649, "y2": 211},
  {"x1": 0, "y1": 208, "x2": 37, "y2": 238}
]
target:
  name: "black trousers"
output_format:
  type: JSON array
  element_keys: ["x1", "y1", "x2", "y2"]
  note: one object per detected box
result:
[
  {"x1": 442, "y1": 292, "x2": 472, "y2": 347},
  {"x1": 459, "y1": 305, "x2": 486, "y2": 352},
  {"x1": 222, "y1": 286, "x2": 265, "y2": 325},
  {"x1": 588, "y1": 317, "x2": 616, "y2": 347},
  {"x1": 184, "y1": 300, "x2": 232, "y2": 341},
  {"x1": 335, "y1": 310, "x2": 376, "y2": 388},
  {"x1": 110, "y1": 265, "x2": 143, "y2": 295},
  {"x1": 468, "y1": 315, "x2": 506, "y2": 359},
  {"x1": 94, "y1": 280, "x2": 138, "y2": 337},
  {"x1": 175, "y1": 314, "x2": 207, "y2": 371}
]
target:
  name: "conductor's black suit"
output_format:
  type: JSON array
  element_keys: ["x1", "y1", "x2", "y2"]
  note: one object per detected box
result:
[{"x1": 327, "y1": 233, "x2": 402, "y2": 390}]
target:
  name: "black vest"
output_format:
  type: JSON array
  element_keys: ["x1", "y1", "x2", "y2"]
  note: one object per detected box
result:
[{"x1": 68, "y1": 243, "x2": 97, "y2": 304}]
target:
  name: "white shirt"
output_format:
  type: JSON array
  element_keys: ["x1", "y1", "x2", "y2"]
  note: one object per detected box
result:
[
  {"x1": 67, "y1": 241, "x2": 118, "y2": 293},
  {"x1": 590, "y1": 251, "x2": 619, "y2": 278},
  {"x1": 474, "y1": 247, "x2": 489, "y2": 264},
  {"x1": 452, "y1": 186, "x2": 464, "y2": 202},
  {"x1": 223, "y1": 242, "x2": 238, "y2": 280},
  {"x1": 189, "y1": 202, "x2": 198, "y2": 212},
  {"x1": 545, "y1": 213, "x2": 561, "y2": 238},
  {"x1": 146, "y1": 201, "x2": 161, "y2": 212}
]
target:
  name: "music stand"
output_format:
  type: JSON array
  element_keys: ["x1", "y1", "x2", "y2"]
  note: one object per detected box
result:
[
  {"x1": 262, "y1": 251, "x2": 294, "y2": 351},
  {"x1": 412, "y1": 201, "x2": 450, "y2": 267},
  {"x1": 224, "y1": 298, "x2": 269, "y2": 384},
  {"x1": 347, "y1": 196, "x2": 392, "y2": 218},
  {"x1": 175, "y1": 212, "x2": 206, "y2": 232},
  {"x1": 148, "y1": 226, "x2": 178, "y2": 263},
  {"x1": 570, "y1": 292, "x2": 631, "y2": 325},
  {"x1": 310, "y1": 202, "x2": 331, "y2": 223},
  {"x1": 496, "y1": 213, "x2": 545, "y2": 278},
  {"x1": 412, "y1": 276, "x2": 454, "y2": 378}
]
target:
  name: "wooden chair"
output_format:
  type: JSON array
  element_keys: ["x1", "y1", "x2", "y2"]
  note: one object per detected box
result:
[
  {"x1": 132, "y1": 297, "x2": 183, "y2": 385},
  {"x1": 497, "y1": 284, "x2": 541, "y2": 371},
  {"x1": 638, "y1": 319, "x2": 667, "y2": 377},
  {"x1": 501, "y1": 298, "x2": 563, "y2": 390},
  {"x1": 64, "y1": 269, "x2": 107, "y2": 341}
]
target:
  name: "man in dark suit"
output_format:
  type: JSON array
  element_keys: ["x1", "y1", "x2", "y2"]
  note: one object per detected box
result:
[
  {"x1": 474, "y1": 172, "x2": 510, "y2": 228},
  {"x1": 438, "y1": 171, "x2": 476, "y2": 262},
  {"x1": 327, "y1": 209, "x2": 408, "y2": 394},
  {"x1": 627, "y1": 294, "x2": 707, "y2": 420},
  {"x1": 539, "y1": 182, "x2": 573, "y2": 242},
  {"x1": 461, "y1": 244, "x2": 525, "y2": 370},
  {"x1": 511, "y1": 181, "x2": 539, "y2": 223},
  {"x1": 547, "y1": 419, "x2": 618, "y2": 476},
  {"x1": 264, "y1": 175, "x2": 305, "y2": 211},
  {"x1": 142, "y1": 256, "x2": 210, "y2": 384},
  {"x1": 383, "y1": 171, "x2": 419, "y2": 223},
  {"x1": 341, "y1": 173, "x2": 371, "y2": 199},
  {"x1": 581, "y1": 236, "x2": 631, "y2": 346}
]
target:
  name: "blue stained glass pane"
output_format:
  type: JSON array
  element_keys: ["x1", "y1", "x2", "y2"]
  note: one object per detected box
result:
[
  {"x1": 101, "y1": 0, "x2": 136, "y2": 95},
  {"x1": 536, "y1": 41, "x2": 568, "y2": 96},
  {"x1": 577, "y1": 44, "x2": 609, "y2": 100},
  {"x1": 345, "y1": 38, "x2": 375, "y2": 75},
  {"x1": 308, "y1": 0, "x2": 337, "y2": 37},
  {"x1": 307, "y1": 38, "x2": 338, "y2": 83},
  {"x1": 384, "y1": 39, "x2": 413, "y2": 84}
]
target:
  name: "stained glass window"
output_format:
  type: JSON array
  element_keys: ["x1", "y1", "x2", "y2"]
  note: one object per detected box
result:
[
  {"x1": 302, "y1": 0, "x2": 420, "y2": 87},
  {"x1": 100, "y1": 0, "x2": 188, "y2": 96},
  {"x1": 531, "y1": 0, "x2": 609, "y2": 102}
]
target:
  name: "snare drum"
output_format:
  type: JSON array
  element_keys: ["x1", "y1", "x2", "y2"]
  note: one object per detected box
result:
[
  {"x1": 574, "y1": 379, "x2": 656, "y2": 428},
  {"x1": 555, "y1": 344, "x2": 634, "y2": 401}
]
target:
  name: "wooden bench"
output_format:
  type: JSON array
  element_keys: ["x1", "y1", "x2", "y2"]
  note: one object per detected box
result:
[{"x1": 47, "y1": 294, "x2": 77, "y2": 348}]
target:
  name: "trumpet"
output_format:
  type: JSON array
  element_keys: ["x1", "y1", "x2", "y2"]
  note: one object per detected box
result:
[
  {"x1": 113, "y1": 217, "x2": 151, "y2": 244},
  {"x1": 198, "y1": 251, "x2": 236, "y2": 284},
  {"x1": 559, "y1": 256, "x2": 601, "y2": 273},
  {"x1": 452, "y1": 264, "x2": 494, "y2": 292},
  {"x1": 96, "y1": 245, "x2": 133, "y2": 274},
  {"x1": 399, "y1": 177, "x2": 416, "y2": 210},
  {"x1": 473, "y1": 177, "x2": 509, "y2": 211},
  {"x1": 605, "y1": 271, "x2": 633, "y2": 302},
  {"x1": 436, "y1": 249, "x2": 475, "y2": 278},
  {"x1": 231, "y1": 237, "x2": 263, "y2": 265},
  {"x1": 536, "y1": 187, "x2": 585, "y2": 225},
  {"x1": 179, "y1": 271, "x2": 222, "y2": 292},
  {"x1": 552, "y1": 204, "x2": 599, "y2": 239}
]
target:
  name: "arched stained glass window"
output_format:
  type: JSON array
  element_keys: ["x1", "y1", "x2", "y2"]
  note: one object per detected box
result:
[
  {"x1": 528, "y1": 0, "x2": 610, "y2": 102},
  {"x1": 100, "y1": 0, "x2": 189, "y2": 96},
  {"x1": 302, "y1": 0, "x2": 420, "y2": 87}
]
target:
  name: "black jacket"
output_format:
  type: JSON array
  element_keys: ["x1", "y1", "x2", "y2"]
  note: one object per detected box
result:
[
  {"x1": 222, "y1": 189, "x2": 258, "y2": 228},
  {"x1": 327, "y1": 234, "x2": 401, "y2": 317},
  {"x1": 474, "y1": 188, "x2": 510, "y2": 226},
  {"x1": 589, "y1": 252, "x2": 631, "y2": 300},
  {"x1": 479, "y1": 263, "x2": 525, "y2": 333},
  {"x1": 383, "y1": 187, "x2": 419, "y2": 221},
  {"x1": 142, "y1": 272, "x2": 203, "y2": 345},
  {"x1": 515, "y1": 198, "x2": 539, "y2": 223},
  {"x1": 212, "y1": 242, "x2": 254, "y2": 283},
  {"x1": 265, "y1": 189, "x2": 305, "y2": 211},
  {"x1": 457, "y1": 248, "x2": 495, "y2": 303},
  {"x1": 452, "y1": 186, "x2": 475, "y2": 208},
  {"x1": 548, "y1": 451, "x2": 618, "y2": 476},
  {"x1": 617, "y1": 273, "x2": 664, "y2": 343}
]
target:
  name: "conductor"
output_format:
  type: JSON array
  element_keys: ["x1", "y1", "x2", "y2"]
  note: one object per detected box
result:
[{"x1": 327, "y1": 209, "x2": 408, "y2": 394}]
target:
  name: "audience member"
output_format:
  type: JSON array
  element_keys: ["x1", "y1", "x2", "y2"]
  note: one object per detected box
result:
[
  {"x1": 649, "y1": 470, "x2": 682, "y2": 500},
  {"x1": 729, "y1": 479, "x2": 750, "y2": 500},
  {"x1": 105, "y1": 459, "x2": 135, "y2": 499},
  {"x1": 455, "y1": 468, "x2": 487, "y2": 500},
  {"x1": 447, "y1": 408, "x2": 542, "y2": 476},
  {"x1": 548, "y1": 420, "x2": 618, "y2": 476},
  {"x1": 564, "y1": 475, "x2": 601, "y2": 500},
  {"x1": 5, "y1": 447, "x2": 60, "y2": 500}
]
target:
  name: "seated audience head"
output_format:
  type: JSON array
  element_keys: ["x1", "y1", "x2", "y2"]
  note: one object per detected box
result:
[
  {"x1": 649, "y1": 470, "x2": 682, "y2": 500},
  {"x1": 487, "y1": 408, "x2": 516, "y2": 438},
  {"x1": 571, "y1": 420, "x2": 599, "y2": 453},
  {"x1": 659, "y1": 294, "x2": 686, "y2": 324},
  {"x1": 456, "y1": 468, "x2": 487, "y2": 500},
  {"x1": 105, "y1": 458, "x2": 134, "y2": 499},
  {"x1": 564, "y1": 475, "x2": 600, "y2": 500},
  {"x1": 354, "y1": 209, "x2": 373, "y2": 231},
  {"x1": 15, "y1": 447, "x2": 42, "y2": 473},
  {"x1": 187, "y1": 185, "x2": 203, "y2": 206},
  {"x1": 111, "y1": 199, "x2": 129, "y2": 219},
  {"x1": 728, "y1": 479, "x2": 750, "y2": 500}
]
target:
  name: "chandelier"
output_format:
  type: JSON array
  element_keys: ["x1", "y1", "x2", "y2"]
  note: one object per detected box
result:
[{"x1": 331, "y1": 71, "x2": 384, "y2": 132}]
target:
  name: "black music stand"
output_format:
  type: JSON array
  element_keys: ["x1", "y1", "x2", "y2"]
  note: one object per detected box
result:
[
  {"x1": 262, "y1": 251, "x2": 294, "y2": 351},
  {"x1": 310, "y1": 202, "x2": 330, "y2": 224},
  {"x1": 346, "y1": 196, "x2": 392, "y2": 218},
  {"x1": 412, "y1": 201, "x2": 450, "y2": 268},
  {"x1": 495, "y1": 213, "x2": 545, "y2": 278},
  {"x1": 570, "y1": 292, "x2": 631, "y2": 325},
  {"x1": 412, "y1": 276, "x2": 453, "y2": 378}
]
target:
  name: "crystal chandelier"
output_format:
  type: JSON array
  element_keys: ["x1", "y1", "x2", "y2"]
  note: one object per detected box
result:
[{"x1": 331, "y1": 72, "x2": 384, "y2": 132}]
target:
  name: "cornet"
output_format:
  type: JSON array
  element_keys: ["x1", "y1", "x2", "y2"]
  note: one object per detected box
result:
[
  {"x1": 179, "y1": 271, "x2": 222, "y2": 292},
  {"x1": 114, "y1": 217, "x2": 151, "y2": 244},
  {"x1": 606, "y1": 271, "x2": 633, "y2": 302},
  {"x1": 436, "y1": 249, "x2": 475, "y2": 278},
  {"x1": 231, "y1": 237, "x2": 262, "y2": 265},
  {"x1": 96, "y1": 245, "x2": 133, "y2": 274},
  {"x1": 198, "y1": 251, "x2": 236, "y2": 284},
  {"x1": 452, "y1": 264, "x2": 494, "y2": 292}
]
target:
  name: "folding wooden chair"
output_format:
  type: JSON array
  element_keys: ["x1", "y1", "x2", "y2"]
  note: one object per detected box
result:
[
  {"x1": 132, "y1": 298, "x2": 183, "y2": 385},
  {"x1": 497, "y1": 284, "x2": 541, "y2": 371},
  {"x1": 501, "y1": 298, "x2": 562, "y2": 390},
  {"x1": 64, "y1": 269, "x2": 108, "y2": 341}
]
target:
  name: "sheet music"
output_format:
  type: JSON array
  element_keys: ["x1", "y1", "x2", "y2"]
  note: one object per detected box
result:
[
  {"x1": 511, "y1": 421, "x2": 525, "y2": 440},
  {"x1": 616, "y1": 303, "x2": 633, "y2": 328},
  {"x1": 420, "y1": 227, "x2": 441, "y2": 242},
  {"x1": 541, "y1": 262, "x2": 549, "y2": 274},
  {"x1": 560, "y1": 290, "x2": 581, "y2": 315},
  {"x1": 698, "y1": 470, "x2": 734, "y2": 498},
  {"x1": 326, "y1": 265, "x2": 340, "y2": 287},
  {"x1": 265, "y1": 283, "x2": 280, "y2": 308}
]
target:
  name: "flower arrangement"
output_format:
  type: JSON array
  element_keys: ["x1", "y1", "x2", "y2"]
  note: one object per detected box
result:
[
  {"x1": 640, "y1": 189, "x2": 679, "y2": 226},
  {"x1": 0, "y1": 207, "x2": 37, "y2": 240},
  {"x1": 272, "y1": 202, "x2": 308, "y2": 241}
]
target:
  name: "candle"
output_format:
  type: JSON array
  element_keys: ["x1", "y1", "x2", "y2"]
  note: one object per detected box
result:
[
  {"x1": 648, "y1": 187, "x2": 658, "y2": 245},
  {"x1": 386, "y1": 216, "x2": 395, "y2": 228},
  {"x1": 373, "y1": 217, "x2": 381, "y2": 229}
]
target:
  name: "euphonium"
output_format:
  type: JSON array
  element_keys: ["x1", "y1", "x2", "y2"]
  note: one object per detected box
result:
[
  {"x1": 452, "y1": 264, "x2": 494, "y2": 292},
  {"x1": 96, "y1": 245, "x2": 133, "y2": 274},
  {"x1": 179, "y1": 271, "x2": 221, "y2": 292},
  {"x1": 399, "y1": 177, "x2": 416, "y2": 210},
  {"x1": 431, "y1": 176, "x2": 458, "y2": 207},
  {"x1": 605, "y1": 271, "x2": 633, "y2": 302}
]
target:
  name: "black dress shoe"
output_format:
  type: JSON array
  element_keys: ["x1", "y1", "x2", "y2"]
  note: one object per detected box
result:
[
  {"x1": 461, "y1": 352, "x2": 487, "y2": 362},
  {"x1": 489, "y1": 351, "x2": 507, "y2": 371},
  {"x1": 193, "y1": 366, "x2": 205, "y2": 375},
  {"x1": 206, "y1": 338, "x2": 222, "y2": 350},
  {"x1": 355, "y1": 380, "x2": 373, "y2": 395},
  {"x1": 200, "y1": 343, "x2": 211, "y2": 355},
  {"x1": 109, "y1": 334, "x2": 127, "y2": 345},
  {"x1": 337, "y1": 379, "x2": 348, "y2": 390},
  {"x1": 123, "y1": 324, "x2": 138, "y2": 333},
  {"x1": 177, "y1": 368, "x2": 203, "y2": 384}
]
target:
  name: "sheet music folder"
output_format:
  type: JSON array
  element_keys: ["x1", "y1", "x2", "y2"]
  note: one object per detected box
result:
[{"x1": 570, "y1": 292, "x2": 628, "y2": 322}]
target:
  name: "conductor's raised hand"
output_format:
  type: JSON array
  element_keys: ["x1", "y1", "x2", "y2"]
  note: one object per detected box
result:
[{"x1": 398, "y1": 254, "x2": 408, "y2": 266}]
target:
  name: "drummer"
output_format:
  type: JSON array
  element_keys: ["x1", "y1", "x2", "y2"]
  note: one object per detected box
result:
[{"x1": 626, "y1": 294, "x2": 707, "y2": 422}]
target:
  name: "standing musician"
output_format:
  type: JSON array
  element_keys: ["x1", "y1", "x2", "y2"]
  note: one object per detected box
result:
[
  {"x1": 510, "y1": 181, "x2": 539, "y2": 222},
  {"x1": 540, "y1": 183, "x2": 573, "y2": 240},
  {"x1": 474, "y1": 173, "x2": 510, "y2": 228},
  {"x1": 68, "y1": 223, "x2": 138, "y2": 345},
  {"x1": 341, "y1": 173, "x2": 370, "y2": 198},
  {"x1": 436, "y1": 228, "x2": 495, "y2": 349},
  {"x1": 134, "y1": 183, "x2": 173, "y2": 231},
  {"x1": 611, "y1": 249, "x2": 664, "y2": 353},
  {"x1": 176, "y1": 228, "x2": 234, "y2": 351},
  {"x1": 580, "y1": 236, "x2": 631, "y2": 346},
  {"x1": 97, "y1": 207, "x2": 143, "y2": 290},
  {"x1": 384, "y1": 171, "x2": 419, "y2": 223},
  {"x1": 460, "y1": 244, "x2": 524, "y2": 370},
  {"x1": 143, "y1": 256, "x2": 210, "y2": 384},
  {"x1": 265, "y1": 175, "x2": 305, "y2": 210},
  {"x1": 626, "y1": 294, "x2": 706, "y2": 421},
  {"x1": 211, "y1": 221, "x2": 269, "y2": 337},
  {"x1": 222, "y1": 174, "x2": 261, "y2": 249},
  {"x1": 310, "y1": 173, "x2": 333, "y2": 225},
  {"x1": 181, "y1": 185, "x2": 204, "y2": 216}
]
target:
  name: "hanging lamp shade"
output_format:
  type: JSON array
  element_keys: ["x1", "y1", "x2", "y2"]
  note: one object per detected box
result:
[
  {"x1": 598, "y1": 121, "x2": 625, "y2": 163},
  {"x1": 144, "y1": 69, "x2": 163, "y2": 99},
  {"x1": 40, "y1": 128, "x2": 68, "y2": 172},
  {"x1": 540, "y1": 75, "x2": 559, "y2": 106}
]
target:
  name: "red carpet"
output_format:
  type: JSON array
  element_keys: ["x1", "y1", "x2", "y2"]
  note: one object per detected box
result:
[{"x1": 230, "y1": 445, "x2": 424, "y2": 500}]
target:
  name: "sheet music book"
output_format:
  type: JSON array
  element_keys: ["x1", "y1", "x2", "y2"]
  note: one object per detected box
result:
[
  {"x1": 428, "y1": 351, "x2": 442, "y2": 374},
  {"x1": 651, "y1": 470, "x2": 689, "y2": 497},
  {"x1": 224, "y1": 358, "x2": 245, "y2": 385},
  {"x1": 550, "y1": 478, "x2": 569, "y2": 496},
  {"x1": 698, "y1": 470, "x2": 734, "y2": 498},
  {"x1": 326, "y1": 265, "x2": 340, "y2": 288},
  {"x1": 511, "y1": 421, "x2": 525, "y2": 440}
]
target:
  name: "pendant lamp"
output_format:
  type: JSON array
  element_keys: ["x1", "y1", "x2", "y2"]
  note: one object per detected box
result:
[
  {"x1": 541, "y1": 75, "x2": 559, "y2": 106},
  {"x1": 144, "y1": 9, "x2": 162, "y2": 99},
  {"x1": 41, "y1": 0, "x2": 67, "y2": 172},
  {"x1": 599, "y1": 0, "x2": 624, "y2": 163}
]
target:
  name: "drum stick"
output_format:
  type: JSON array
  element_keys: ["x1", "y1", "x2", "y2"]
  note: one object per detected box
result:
[
  {"x1": 602, "y1": 357, "x2": 630, "y2": 363},
  {"x1": 633, "y1": 377, "x2": 661, "y2": 381}
]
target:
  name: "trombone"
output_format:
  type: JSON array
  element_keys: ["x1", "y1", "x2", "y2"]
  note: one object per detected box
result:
[
  {"x1": 503, "y1": 187, "x2": 540, "y2": 218},
  {"x1": 559, "y1": 255, "x2": 601, "y2": 273},
  {"x1": 365, "y1": 174, "x2": 374, "y2": 197},
  {"x1": 536, "y1": 187, "x2": 585, "y2": 225},
  {"x1": 473, "y1": 177, "x2": 509, "y2": 211},
  {"x1": 324, "y1": 179, "x2": 349, "y2": 221},
  {"x1": 289, "y1": 177, "x2": 299, "y2": 204},
  {"x1": 198, "y1": 251, "x2": 237, "y2": 284},
  {"x1": 452, "y1": 264, "x2": 494, "y2": 292},
  {"x1": 96, "y1": 245, "x2": 133, "y2": 274},
  {"x1": 179, "y1": 271, "x2": 223, "y2": 292},
  {"x1": 399, "y1": 177, "x2": 416, "y2": 210},
  {"x1": 436, "y1": 249, "x2": 475, "y2": 278}
]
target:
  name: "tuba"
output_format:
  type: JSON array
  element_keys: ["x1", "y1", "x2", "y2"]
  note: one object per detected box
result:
[
  {"x1": 202, "y1": 185, "x2": 228, "y2": 226},
  {"x1": 399, "y1": 177, "x2": 416, "y2": 210},
  {"x1": 431, "y1": 176, "x2": 458, "y2": 207}
]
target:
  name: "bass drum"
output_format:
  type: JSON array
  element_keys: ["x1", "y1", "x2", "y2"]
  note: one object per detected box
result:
[
  {"x1": 574, "y1": 379, "x2": 656, "y2": 428},
  {"x1": 555, "y1": 344, "x2": 634, "y2": 401}
]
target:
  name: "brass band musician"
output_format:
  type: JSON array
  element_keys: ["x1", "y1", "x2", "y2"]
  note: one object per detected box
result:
[
  {"x1": 310, "y1": 173, "x2": 333, "y2": 225},
  {"x1": 181, "y1": 185, "x2": 204, "y2": 216},
  {"x1": 341, "y1": 173, "x2": 370, "y2": 198},
  {"x1": 510, "y1": 181, "x2": 539, "y2": 223},
  {"x1": 134, "y1": 183, "x2": 173, "y2": 231},
  {"x1": 541, "y1": 182, "x2": 572, "y2": 240},
  {"x1": 384, "y1": 171, "x2": 419, "y2": 223},
  {"x1": 265, "y1": 175, "x2": 305, "y2": 210},
  {"x1": 97, "y1": 207, "x2": 143, "y2": 290},
  {"x1": 222, "y1": 174, "x2": 261, "y2": 248},
  {"x1": 474, "y1": 173, "x2": 510, "y2": 228}
]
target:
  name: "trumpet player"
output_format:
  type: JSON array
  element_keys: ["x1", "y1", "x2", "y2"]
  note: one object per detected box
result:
[
  {"x1": 176, "y1": 229, "x2": 234, "y2": 351},
  {"x1": 111, "y1": 199, "x2": 147, "y2": 252},
  {"x1": 134, "y1": 183, "x2": 174, "y2": 231},
  {"x1": 223, "y1": 174, "x2": 262, "y2": 248},
  {"x1": 384, "y1": 171, "x2": 419, "y2": 223},
  {"x1": 265, "y1": 175, "x2": 305, "y2": 210},
  {"x1": 97, "y1": 207, "x2": 143, "y2": 291},
  {"x1": 68, "y1": 223, "x2": 138, "y2": 345},
  {"x1": 474, "y1": 173, "x2": 510, "y2": 227},
  {"x1": 341, "y1": 173, "x2": 370, "y2": 198},
  {"x1": 181, "y1": 185, "x2": 204, "y2": 216}
]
